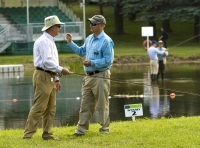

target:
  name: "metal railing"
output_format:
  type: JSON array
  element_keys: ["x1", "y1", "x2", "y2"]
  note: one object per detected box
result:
[{"x1": 0, "y1": 22, "x2": 84, "y2": 53}]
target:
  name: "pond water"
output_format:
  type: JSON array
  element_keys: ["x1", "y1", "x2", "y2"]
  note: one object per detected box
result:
[{"x1": 0, "y1": 63, "x2": 200, "y2": 129}]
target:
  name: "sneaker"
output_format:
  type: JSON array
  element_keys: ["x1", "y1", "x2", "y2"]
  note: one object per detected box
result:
[
  {"x1": 43, "y1": 136, "x2": 60, "y2": 140},
  {"x1": 99, "y1": 128, "x2": 109, "y2": 134},
  {"x1": 74, "y1": 133, "x2": 84, "y2": 137}
]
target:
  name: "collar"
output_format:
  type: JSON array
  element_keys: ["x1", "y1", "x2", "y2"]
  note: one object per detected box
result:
[
  {"x1": 44, "y1": 32, "x2": 55, "y2": 42},
  {"x1": 92, "y1": 30, "x2": 104, "y2": 39}
]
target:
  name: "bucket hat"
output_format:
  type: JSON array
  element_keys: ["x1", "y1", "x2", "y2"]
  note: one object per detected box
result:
[{"x1": 42, "y1": 15, "x2": 64, "y2": 31}]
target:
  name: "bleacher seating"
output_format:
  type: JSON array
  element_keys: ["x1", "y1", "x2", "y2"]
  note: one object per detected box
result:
[
  {"x1": 0, "y1": 6, "x2": 73, "y2": 34},
  {"x1": 2, "y1": 6, "x2": 72, "y2": 24}
]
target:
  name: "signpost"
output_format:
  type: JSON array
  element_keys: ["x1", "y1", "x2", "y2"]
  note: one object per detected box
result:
[
  {"x1": 141, "y1": 27, "x2": 154, "y2": 49},
  {"x1": 124, "y1": 104, "x2": 143, "y2": 121}
]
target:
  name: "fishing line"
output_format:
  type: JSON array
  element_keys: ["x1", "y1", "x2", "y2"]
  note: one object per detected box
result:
[
  {"x1": 68, "y1": 34, "x2": 200, "y2": 96},
  {"x1": 168, "y1": 34, "x2": 200, "y2": 50},
  {"x1": 71, "y1": 72, "x2": 200, "y2": 97}
]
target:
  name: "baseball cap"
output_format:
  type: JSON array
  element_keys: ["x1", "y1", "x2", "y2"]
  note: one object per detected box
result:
[
  {"x1": 152, "y1": 40, "x2": 158, "y2": 44},
  {"x1": 88, "y1": 15, "x2": 106, "y2": 24}
]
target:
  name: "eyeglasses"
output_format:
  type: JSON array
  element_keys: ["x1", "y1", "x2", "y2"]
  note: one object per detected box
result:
[{"x1": 90, "y1": 22, "x2": 101, "y2": 26}]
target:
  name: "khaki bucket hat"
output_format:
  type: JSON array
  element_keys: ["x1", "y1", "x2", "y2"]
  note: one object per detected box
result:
[{"x1": 42, "y1": 15, "x2": 64, "y2": 31}]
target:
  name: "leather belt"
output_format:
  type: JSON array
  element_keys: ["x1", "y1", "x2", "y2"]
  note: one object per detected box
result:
[
  {"x1": 86, "y1": 70, "x2": 100, "y2": 76},
  {"x1": 36, "y1": 67, "x2": 56, "y2": 75}
]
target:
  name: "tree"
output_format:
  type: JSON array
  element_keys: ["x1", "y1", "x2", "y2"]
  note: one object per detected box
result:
[
  {"x1": 114, "y1": 0, "x2": 124, "y2": 35},
  {"x1": 169, "y1": 0, "x2": 200, "y2": 42},
  {"x1": 121, "y1": 0, "x2": 144, "y2": 21}
]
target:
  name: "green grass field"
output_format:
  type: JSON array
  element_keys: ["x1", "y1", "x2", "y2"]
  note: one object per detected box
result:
[{"x1": 1, "y1": 117, "x2": 200, "y2": 148}]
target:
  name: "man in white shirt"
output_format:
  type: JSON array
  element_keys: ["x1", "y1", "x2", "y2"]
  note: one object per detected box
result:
[
  {"x1": 147, "y1": 40, "x2": 166, "y2": 81},
  {"x1": 23, "y1": 15, "x2": 70, "y2": 140}
]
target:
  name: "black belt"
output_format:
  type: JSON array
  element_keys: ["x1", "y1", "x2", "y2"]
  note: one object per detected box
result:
[
  {"x1": 86, "y1": 70, "x2": 100, "y2": 76},
  {"x1": 36, "y1": 67, "x2": 56, "y2": 75}
]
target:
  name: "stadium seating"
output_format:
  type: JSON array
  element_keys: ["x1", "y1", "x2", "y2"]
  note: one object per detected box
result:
[{"x1": 1, "y1": 6, "x2": 72, "y2": 31}]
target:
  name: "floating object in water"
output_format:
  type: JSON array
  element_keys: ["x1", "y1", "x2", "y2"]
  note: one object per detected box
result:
[
  {"x1": 170, "y1": 93, "x2": 176, "y2": 99},
  {"x1": 76, "y1": 97, "x2": 80, "y2": 100},
  {"x1": 12, "y1": 98, "x2": 17, "y2": 102}
]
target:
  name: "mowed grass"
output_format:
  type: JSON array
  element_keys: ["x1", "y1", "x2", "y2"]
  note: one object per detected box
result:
[
  {"x1": 0, "y1": 117, "x2": 200, "y2": 148},
  {"x1": 0, "y1": 45, "x2": 199, "y2": 66}
]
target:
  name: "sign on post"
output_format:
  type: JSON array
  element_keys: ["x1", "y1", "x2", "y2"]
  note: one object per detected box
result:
[
  {"x1": 141, "y1": 27, "x2": 154, "y2": 49},
  {"x1": 124, "y1": 104, "x2": 143, "y2": 121}
]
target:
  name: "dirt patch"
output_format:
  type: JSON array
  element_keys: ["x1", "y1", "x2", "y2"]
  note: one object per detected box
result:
[{"x1": 113, "y1": 54, "x2": 200, "y2": 65}]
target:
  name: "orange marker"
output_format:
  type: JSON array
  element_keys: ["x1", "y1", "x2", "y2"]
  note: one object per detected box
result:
[
  {"x1": 12, "y1": 99, "x2": 17, "y2": 102},
  {"x1": 170, "y1": 93, "x2": 175, "y2": 99}
]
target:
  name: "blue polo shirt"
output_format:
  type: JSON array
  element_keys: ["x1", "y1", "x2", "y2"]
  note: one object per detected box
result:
[
  {"x1": 158, "y1": 47, "x2": 168, "y2": 61},
  {"x1": 67, "y1": 31, "x2": 114, "y2": 72}
]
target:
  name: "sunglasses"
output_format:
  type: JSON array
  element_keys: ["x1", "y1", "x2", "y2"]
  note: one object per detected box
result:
[
  {"x1": 90, "y1": 22, "x2": 101, "y2": 26},
  {"x1": 54, "y1": 25, "x2": 61, "y2": 28}
]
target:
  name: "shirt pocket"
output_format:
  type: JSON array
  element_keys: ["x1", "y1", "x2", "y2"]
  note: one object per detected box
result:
[{"x1": 93, "y1": 49, "x2": 101, "y2": 59}]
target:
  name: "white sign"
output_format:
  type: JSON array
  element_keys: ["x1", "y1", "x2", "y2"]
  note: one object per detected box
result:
[
  {"x1": 141, "y1": 27, "x2": 153, "y2": 37},
  {"x1": 124, "y1": 104, "x2": 143, "y2": 117}
]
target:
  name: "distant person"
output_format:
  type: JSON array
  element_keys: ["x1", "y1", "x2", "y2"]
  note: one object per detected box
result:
[
  {"x1": 23, "y1": 15, "x2": 71, "y2": 140},
  {"x1": 66, "y1": 15, "x2": 114, "y2": 136},
  {"x1": 158, "y1": 27, "x2": 168, "y2": 48},
  {"x1": 147, "y1": 40, "x2": 167, "y2": 81},
  {"x1": 157, "y1": 40, "x2": 168, "y2": 81}
]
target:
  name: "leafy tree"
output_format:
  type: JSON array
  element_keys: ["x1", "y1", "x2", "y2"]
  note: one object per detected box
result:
[
  {"x1": 121, "y1": 0, "x2": 200, "y2": 42},
  {"x1": 105, "y1": 0, "x2": 124, "y2": 35},
  {"x1": 168, "y1": 0, "x2": 200, "y2": 42},
  {"x1": 121, "y1": 0, "x2": 144, "y2": 21}
]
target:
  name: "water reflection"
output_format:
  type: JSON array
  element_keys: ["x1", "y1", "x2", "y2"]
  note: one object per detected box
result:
[
  {"x1": 142, "y1": 72, "x2": 169, "y2": 118},
  {"x1": 0, "y1": 63, "x2": 200, "y2": 129}
]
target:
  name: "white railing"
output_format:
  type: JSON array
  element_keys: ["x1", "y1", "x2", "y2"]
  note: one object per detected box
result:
[
  {"x1": 0, "y1": 22, "x2": 83, "y2": 53},
  {"x1": 0, "y1": 25, "x2": 11, "y2": 53},
  {"x1": 58, "y1": 1, "x2": 81, "y2": 22}
]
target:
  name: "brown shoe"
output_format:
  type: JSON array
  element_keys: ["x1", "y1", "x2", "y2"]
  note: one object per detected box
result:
[
  {"x1": 99, "y1": 128, "x2": 109, "y2": 134},
  {"x1": 74, "y1": 133, "x2": 84, "y2": 137},
  {"x1": 23, "y1": 137, "x2": 31, "y2": 139},
  {"x1": 43, "y1": 136, "x2": 60, "y2": 140}
]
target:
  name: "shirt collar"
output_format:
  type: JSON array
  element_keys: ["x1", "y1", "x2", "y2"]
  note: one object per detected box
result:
[
  {"x1": 92, "y1": 30, "x2": 104, "y2": 39},
  {"x1": 44, "y1": 32, "x2": 55, "y2": 42}
]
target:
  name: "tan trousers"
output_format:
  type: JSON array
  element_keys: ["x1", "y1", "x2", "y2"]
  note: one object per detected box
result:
[
  {"x1": 24, "y1": 70, "x2": 56, "y2": 138},
  {"x1": 75, "y1": 70, "x2": 110, "y2": 134},
  {"x1": 150, "y1": 60, "x2": 159, "y2": 74}
]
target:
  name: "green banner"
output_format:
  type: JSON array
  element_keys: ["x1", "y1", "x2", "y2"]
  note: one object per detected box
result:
[{"x1": 124, "y1": 104, "x2": 142, "y2": 109}]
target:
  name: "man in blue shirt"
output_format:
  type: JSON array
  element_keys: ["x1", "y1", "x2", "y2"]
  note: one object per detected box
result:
[
  {"x1": 147, "y1": 40, "x2": 167, "y2": 81},
  {"x1": 157, "y1": 40, "x2": 168, "y2": 81},
  {"x1": 66, "y1": 15, "x2": 114, "y2": 136}
]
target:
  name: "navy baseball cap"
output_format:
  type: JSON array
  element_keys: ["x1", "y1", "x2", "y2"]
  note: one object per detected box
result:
[{"x1": 152, "y1": 40, "x2": 158, "y2": 44}]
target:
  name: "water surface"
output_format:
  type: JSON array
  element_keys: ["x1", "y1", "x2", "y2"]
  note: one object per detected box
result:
[{"x1": 0, "y1": 63, "x2": 200, "y2": 129}]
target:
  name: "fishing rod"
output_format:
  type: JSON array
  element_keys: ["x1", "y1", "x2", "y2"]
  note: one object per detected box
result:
[
  {"x1": 168, "y1": 33, "x2": 200, "y2": 50},
  {"x1": 71, "y1": 72, "x2": 200, "y2": 97}
]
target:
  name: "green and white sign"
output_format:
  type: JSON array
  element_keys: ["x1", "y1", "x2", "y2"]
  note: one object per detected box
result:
[{"x1": 124, "y1": 104, "x2": 143, "y2": 117}]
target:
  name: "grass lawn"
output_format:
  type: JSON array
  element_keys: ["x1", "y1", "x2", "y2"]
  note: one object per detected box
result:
[{"x1": 0, "y1": 117, "x2": 200, "y2": 148}]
